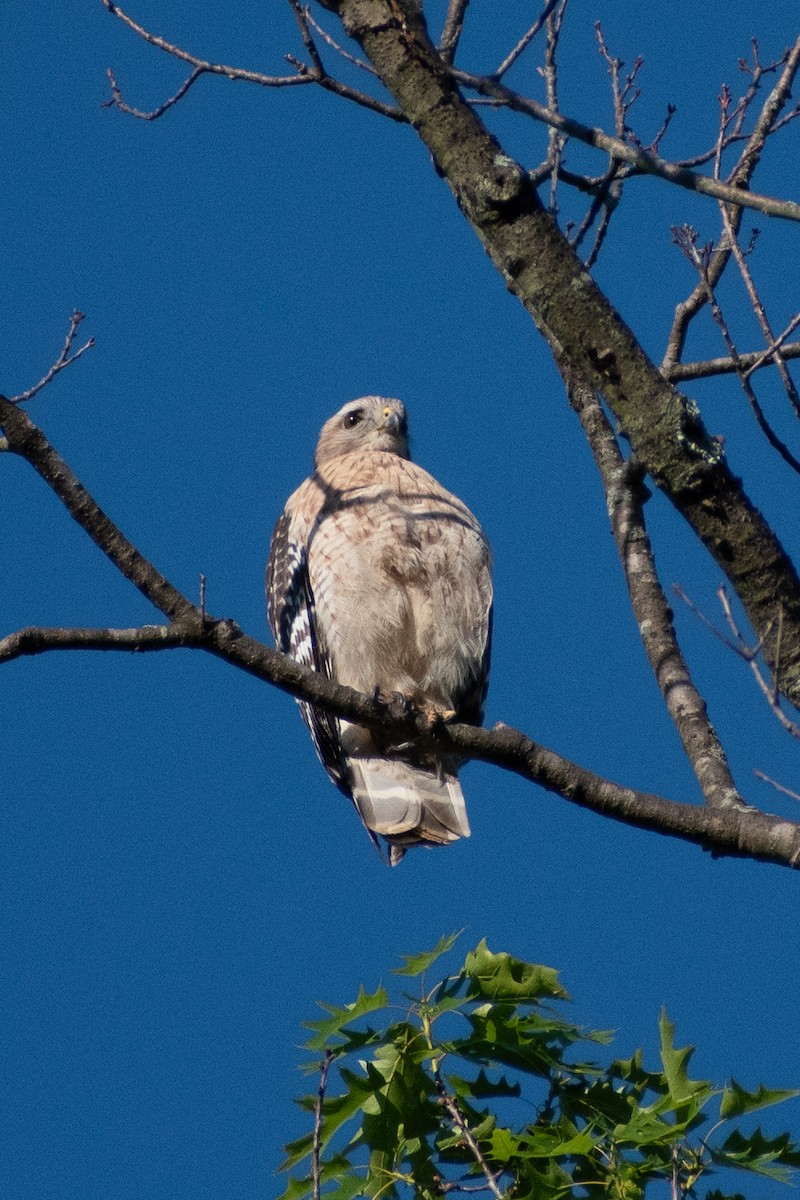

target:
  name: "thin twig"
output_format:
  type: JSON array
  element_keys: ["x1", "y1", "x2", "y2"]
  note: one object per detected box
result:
[
  {"x1": 287, "y1": 0, "x2": 324, "y2": 76},
  {"x1": 541, "y1": 0, "x2": 568, "y2": 215},
  {"x1": 718, "y1": 202, "x2": 800, "y2": 418},
  {"x1": 312, "y1": 1050, "x2": 333, "y2": 1200},
  {"x1": 492, "y1": 0, "x2": 560, "y2": 80},
  {"x1": 305, "y1": 8, "x2": 378, "y2": 74},
  {"x1": 662, "y1": 34, "x2": 800, "y2": 371},
  {"x1": 100, "y1": 0, "x2": 308, "y2": 86},
  {"x1": 743, "y1": 317, "x2": 800, "y2": 381},
  {"x1": 103, "y1": 65, "x2": 207, "y2": 119},
  {"x1": 672, "y1": 585, "x2": 747, "y2": 658},
  {"x1": 718, "y1": 587, "x2": 800, "y2": 738},
  {"x1": 435, "y1": 1073, "x2": 505, "y2": 1200},
  {"x1": 571, "y1": 25, "x2": 636, "y2": 265},
  {"x1": 672, "y1": 225, "x2": 800, "y2": 476},
  {"x1": 9, "y1": 311, "x2": 95, "y2": 405},
  {"x1": 754, "y1": 770, "x2": 800, "y2": 804}
]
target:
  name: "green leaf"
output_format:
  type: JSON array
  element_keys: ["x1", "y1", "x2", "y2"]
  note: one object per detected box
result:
[
  {"x1": 658, "y1": 1010, "x2": 711, "y2": 1106},
  {"x1": 303, "y1": 986, "x2": 389, "y2": 1051},
  {"x1": 714, "y1": 1126, "x2": 800, "y2": 1180},
  {"x1": 447, "y1": 1068, "x2": 522, "y2": 1100},
  {"x1": 464, "y1": 940, "x2": 568, "y2": 1002},
  {"x1": 392, "y1": 931, "x2": 462, "y2": 977},
  {"x1": 720, "y1": 1078, "x2": 800, "y2": 1119}
]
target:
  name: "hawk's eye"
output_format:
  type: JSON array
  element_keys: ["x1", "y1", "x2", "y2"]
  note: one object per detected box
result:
[{"x1": 343, "y1": 410, "x2": 364, "y2": 429}]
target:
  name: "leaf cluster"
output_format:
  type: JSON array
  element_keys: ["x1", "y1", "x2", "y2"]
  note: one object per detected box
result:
[{"x1": 280, "y1": 937, "x2": 800, "y2": 1199}]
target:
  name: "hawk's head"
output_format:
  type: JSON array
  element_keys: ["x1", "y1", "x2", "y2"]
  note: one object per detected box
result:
[{"x1": 314, "y1": 396, "x2": 410, "y2": 469}]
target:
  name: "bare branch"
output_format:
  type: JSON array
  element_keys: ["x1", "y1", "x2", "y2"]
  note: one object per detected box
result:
[
  {"x1": 718, "y1": 587, "x2": 800, "y2": 739},
  {"x1": 718, "y1": 202, "x2": 800, "y2": 418},
  {"x1": 567, "y1": 374, "x2": 743, "y2": 810},
  {"x1": 662, "y1": 34, "x2": 800, "y2": 371},
  {"x1": 492, "y1": 0, "x2": 560, "y2": 81},
  {"x1": 665, "y1": 338, "x2": 800, "y2": 382},
  {"x1": 100, "y1": 0, "x2": 309, "y2": 89},
  {"x1": 305, "y1": 8, "x2": 378, "y2": 75},
  {"x1": 438, "y1": 0, "x2": 470, "y2": 65},
  {"x1": 672, "y1": 225, "x2": 800, "y2": 476},
  {"x1": 672, "y1": 584, "x2": 746, "y2": 659},
  {"x1": 675, "y1": 584, "x2": 800, "y2": 740},
  {"x1": 541, "y1": 0, "x2": 568, "y2": 215},
  {"x1": 755, "y1": 770, "x2": 800, "y2": 804},
  {"x1": 450, "y1": 68, "x2": 800, "y2": 222},
  {"x1": 103, "y1": 65, "x2": 207, "y2": 119},
  {"x1": 100, "y1": 0, "x2": 404, "y2": 122},
  {"x1": 9, "y1": 311, "x2": 95, "y2": 405}
]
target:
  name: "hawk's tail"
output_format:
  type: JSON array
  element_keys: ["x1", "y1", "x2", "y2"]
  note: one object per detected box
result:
[{"x1": 347, "y1": 757, "x2": 471, "y2": 866}]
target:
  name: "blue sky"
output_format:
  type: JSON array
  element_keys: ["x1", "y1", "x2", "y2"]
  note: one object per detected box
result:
[{"x1": 2, "y1": 3, "x2": 800, "y2": 1197}]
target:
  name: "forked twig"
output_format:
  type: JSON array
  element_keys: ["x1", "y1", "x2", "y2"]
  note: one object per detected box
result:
[
  {"x1": 100, "y1": 0, "x2": 404, "y2": 122},
  {"x1": 718, "y1": 587, "x2": 800, "y2": 738},
  {"x1": 671, "y1": 225, "x2": 800, "y2": 476},
  {"x1": 675, "y1": 583, "x2": 800, "y2": 739},
  {"x1": 717, "y1": 202, "x2": 800, "y2": 417},
  {"x1": 9, "y1": 311, "x2": 95, "y2": 406}
]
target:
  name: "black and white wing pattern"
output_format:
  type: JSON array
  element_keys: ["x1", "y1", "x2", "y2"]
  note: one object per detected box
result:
[{"x1": 266, "y1": 509, "x2": 348, "y2": 793}]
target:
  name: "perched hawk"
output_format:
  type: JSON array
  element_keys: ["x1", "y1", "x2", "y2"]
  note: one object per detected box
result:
[{"x1": 266, "y1": 396, "x2": 492, "y2": 865}]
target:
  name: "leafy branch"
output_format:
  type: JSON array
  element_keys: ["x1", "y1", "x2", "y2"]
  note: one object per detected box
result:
[{"x1": 280, "y1": 936, "x2": 800, "y2": 1198}]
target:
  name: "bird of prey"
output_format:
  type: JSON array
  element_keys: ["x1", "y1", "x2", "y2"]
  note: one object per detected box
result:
[{"x1": 267, "y1": 396, "x2": 492, "y2": 864}]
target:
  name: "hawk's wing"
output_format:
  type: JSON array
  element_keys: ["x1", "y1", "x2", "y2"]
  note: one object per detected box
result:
[{"x1": 266, "y1": 510, "x2": 349, "y2": 793}]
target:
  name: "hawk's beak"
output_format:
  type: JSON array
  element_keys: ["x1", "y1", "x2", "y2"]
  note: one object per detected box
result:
[{"x1": 380, "y1": 407, "x2": 401, "y2": 433}]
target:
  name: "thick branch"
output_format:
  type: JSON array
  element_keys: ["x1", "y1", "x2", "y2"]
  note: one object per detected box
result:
[
  {"x1": 317, "y1": 0, "x2": 800, "y2": 709},
  {"x1": 566, "y1": 373, "x2": 743, "y2": 810},
  {"x1": 2, "y1": 398, "x2": 799, "y2": 867},
  {"x1": 4, "y1": 619, "x2": 800, "y2": 869}
]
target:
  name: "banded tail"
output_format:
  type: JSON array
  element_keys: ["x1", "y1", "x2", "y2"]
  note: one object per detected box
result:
[{"x1": 347, "y1": 757, "x2": 471, "y2": 866}]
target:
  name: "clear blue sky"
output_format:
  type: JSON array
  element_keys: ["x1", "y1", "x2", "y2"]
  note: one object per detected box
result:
[{"x1": 2, "y1": 3, "x2": 800, "y2": 1197}]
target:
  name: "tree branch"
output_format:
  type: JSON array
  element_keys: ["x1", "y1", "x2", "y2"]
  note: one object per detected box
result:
[
  {"x1": 438, "y1": 0, "x2": 470, "y2": 65},
  {"x1": 2, "y1": 395, "x2": 800, "y2": 869},
  {"x1": 100, "y1": 0, "x2": 404, "y2": 123},
  {"x1": 566, "y1": 372, "x2": 743, "y2": 810},
  {"x1": 449, "y1": 67, "x2": 800, "y2": 223},
  {"x1": 662, "y1": 34, "x2": 800, "y2": 370},
  {"x1": 8, "y1": 310, "x2": 95, "y2": 405},
  {"x1": 665, "y1": 339, "x2": 800, "y2": 382}
]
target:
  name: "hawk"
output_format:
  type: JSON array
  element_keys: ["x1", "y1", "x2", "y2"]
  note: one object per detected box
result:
[{"x1": 266, "y1": 396, "x2": 492, "y2": 865}]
